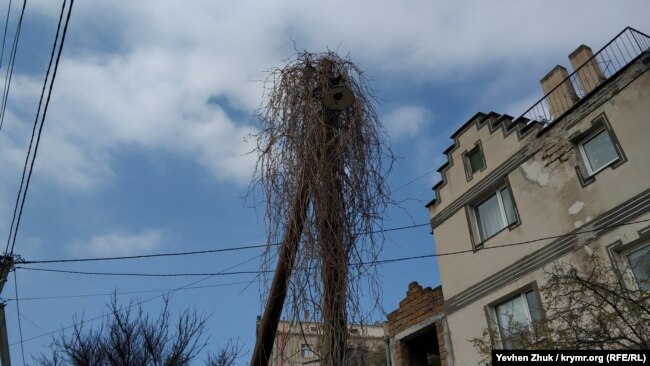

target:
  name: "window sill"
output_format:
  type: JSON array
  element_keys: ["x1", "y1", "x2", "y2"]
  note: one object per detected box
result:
[
  {"x1": 475, "y1": 222, "x2": 520, "y2": 250},
  {"x1": 585, "y1": 158, "x2": 619, "y2": 177}
]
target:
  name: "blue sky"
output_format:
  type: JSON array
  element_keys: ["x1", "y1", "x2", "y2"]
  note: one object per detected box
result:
[{"x1": 0, "y1": 0, "x2": 648, "y2": 363}]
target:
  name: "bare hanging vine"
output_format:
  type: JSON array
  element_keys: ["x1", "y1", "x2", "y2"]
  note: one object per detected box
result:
[{"x1": 250, "y1": 51, "x2": 393, "y2": 365}]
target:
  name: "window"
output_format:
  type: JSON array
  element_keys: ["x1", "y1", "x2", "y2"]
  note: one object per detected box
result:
[
  {"x1": 578, "y1": 129, "x2": 620, "y2": 175},
  {"x1": 570, "y1": 114, "x2": 626, "y2": 187},
  {"x1": 626, "y1": 244, "x2": 650, "y2": 291},
  {"x1": 494, "y1": 290, "x2": 542, "y2": 349},
  {"x1": 464, "y1": 142, "x2": 486, "y2": 181},
  {"x1": 467, "y1": 146, "x2": 485, "y2": 174},
  {"x1": 475, "y1": 186, "x2": 517, "y2": 242},
  {"x1": 300, "y1": 344, "x2": 315, "y2": 358},
  {"x1": 607, "y1": 238, "x2": 650, "y2": 291}
]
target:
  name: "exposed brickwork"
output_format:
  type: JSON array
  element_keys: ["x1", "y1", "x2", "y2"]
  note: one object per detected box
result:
[
  {"x1": 525, "y1": 56, "x2": 648, "y2": 174},
  {"x1": 387, "y1": 282, "x2": 448, "y2": 366},
  {"x1": 540, "y1": 136, "x2": 574, "y2": 168}
]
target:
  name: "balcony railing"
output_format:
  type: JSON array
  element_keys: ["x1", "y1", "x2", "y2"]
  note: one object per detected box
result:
[{"x1": 517, "y1": 27, "x2": 650, "y2": 126}]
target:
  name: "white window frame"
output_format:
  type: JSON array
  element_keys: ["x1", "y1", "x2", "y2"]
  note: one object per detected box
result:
[
  {"x1": 607, "y1": 238, "x2": 650, "y2": 292},
  {"x1": 577, "y1": 128, "x2": 619, "y2": 176},
  {"x1": 620, "y1": 243, "x2": 650, "y2": 291},
  {"x1": 492, "y1": 289, "x2": 541, "y2": 349},
  {"x1": 474, "y1": 186, "x2": 517, "y2": 242}
]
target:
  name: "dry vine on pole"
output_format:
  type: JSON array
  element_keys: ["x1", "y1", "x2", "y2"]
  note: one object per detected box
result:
[{"x1": 249, "y1": 51, "x2": 393, "y2": 366}]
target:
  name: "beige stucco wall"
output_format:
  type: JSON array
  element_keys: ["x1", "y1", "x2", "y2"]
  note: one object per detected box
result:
[
  {"x1": 430, "y1": 55, "x2": 649, "y2": 365},
  {"x1": 431, "y1": 118, "x2": 534, "y2": 216},
  {"x1": 445, "y1": 215, "x2": 650, "y2": 366},
  {"x1": 270, "y1": 320, "x2": 385, "y2": 365}
]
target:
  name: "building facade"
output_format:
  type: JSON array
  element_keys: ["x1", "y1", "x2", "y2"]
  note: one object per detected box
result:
[
  {"x1": 266, "y1": 319, "x2": 386, "y2": 366},
  {"x1": 426, "y1": 28, "x2": 650, "y2": 365},
  {"x1": 386, "y1": 282, "x2": 449, "y2": 366}
]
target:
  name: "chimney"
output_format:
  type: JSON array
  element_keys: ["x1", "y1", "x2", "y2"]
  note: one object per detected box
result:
[
  {"x1": 540, "y1": 65, "x2": 578, "y2": 120},
  {"x1": 569, "y1": 44, "x2": 605, "y2": 95}
]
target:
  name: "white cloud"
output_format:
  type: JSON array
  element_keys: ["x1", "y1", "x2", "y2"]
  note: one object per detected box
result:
[
  {"x1": 9, "y1": 0, "x2": 647, "y2": 192},
  {"x1": 383, "y1": 106, "x2": 430, "y2": 140},
  {"x1": 67, "y1": 229, "x2": 164, "y2": 257},
  {"x1": 502, "y1": 93, "x2": 545, "y2": 119}
]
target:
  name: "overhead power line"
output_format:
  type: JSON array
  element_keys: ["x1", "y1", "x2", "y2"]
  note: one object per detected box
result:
[
  {"x1": 0, "y1": 0, "x2": 13, "y2": 73},
  {"x1": 5, "y1": 0, "x2": 74, "y2": 256},
  {"x1": 15, "y1": 267, "x2": 270, "y2": 277},
  {"x1": 4, "y1": 279, "x2": 255, "y2": 302},
  {"x1": 9, "y1": 218, "x2": 650, "y2": 346},
  {"x1": 21, "y1": 243, "x2": 271, "y2": 264},
  {"x1": 0, "y1": 0, "x2": 25, "y2": 134},
  {"x1": 391, "y1": 168, "x2": 436, "y2": 194},
  {"x1": 15, "y1": 217, "x2": 650, "y2": 277},
  {"x1": 10, "y1": 251, "x2": 265, "y2": 346},
  {"x1": 19, "y1": 222, "x2": 430, "y2": 265}
]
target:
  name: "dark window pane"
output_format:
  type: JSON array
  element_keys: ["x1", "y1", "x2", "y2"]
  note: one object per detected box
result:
[
  {"x1": 468, "y1": 148, "x2": 485, "y2": 173},
  {"x1": 628, "y1": 245, "x2": 650, "y2": 291},
  {"x1": 525, "y1": 291, "x2": 542, "y2": 323}
]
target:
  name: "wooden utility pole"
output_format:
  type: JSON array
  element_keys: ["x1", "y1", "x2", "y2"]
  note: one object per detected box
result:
[
  {"x1": 0, "y1": 256, "x2": 13, "y2": 366},
  {"x1": 250, "y1": 178, "x2": 310, "y2": 366},
  {"x1": 0, "y1": 305, "x2": 10, "y2": 366},
  {"x1": 250, "y1": 57, "x2": 354, "y2": 366},
  {"x1": 317, "y1": 58, "x2": 348, "y2": 366}
]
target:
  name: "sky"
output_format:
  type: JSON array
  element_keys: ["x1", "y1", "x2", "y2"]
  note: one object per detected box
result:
[{"x1": 0, "y1": 0, "x2": 648, "y2": 364}]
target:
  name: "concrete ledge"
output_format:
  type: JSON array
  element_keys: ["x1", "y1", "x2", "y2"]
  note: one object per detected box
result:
[{"x1": 394, "y1": 312, "x2": 445, "y2": 341}]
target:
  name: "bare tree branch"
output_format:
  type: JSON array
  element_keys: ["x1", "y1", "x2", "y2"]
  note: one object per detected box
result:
[
  {"x1": 471, "y1": 255, "x2": 650, "y2": 365},
  {"x1": 35, "y1": 296, "x2": 241, "y2": 366}
]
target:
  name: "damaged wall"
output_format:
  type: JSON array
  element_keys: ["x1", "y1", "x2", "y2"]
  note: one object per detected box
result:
[
  {"x1": 387, "y1": 282, "x2": 450, "y2": 366},
  {"x1": 427, "y1": 43, "x2": 650, "y2": 365}
]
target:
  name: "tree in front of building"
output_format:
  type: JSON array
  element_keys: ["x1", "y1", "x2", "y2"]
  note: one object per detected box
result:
[{"x1": 471, "y1": 254, "x2": 649, "y2": 365}]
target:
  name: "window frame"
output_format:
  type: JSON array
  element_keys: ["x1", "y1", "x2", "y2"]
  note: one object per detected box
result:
[
  {"x1": 626, "y1": 244, "x2": 650, "y2": 291},
  {"x1": 463, "y1": 140, "x2": 487, "y2": 181},
  {"x1": 469, "y1": 183, "x2": 520, "y2": 249},
  {"x1": 577, "y1": 128, "x2": 620, "y2": 176},
  {"x1": 607, "y1": 228, "x2": 650, "y2": 292},
  {"x1": 570, "y1": 114, "x2": 626, "y2": 187},
  {"x1": 485, "y1": 283, "x2": 544, "y2": 350}
]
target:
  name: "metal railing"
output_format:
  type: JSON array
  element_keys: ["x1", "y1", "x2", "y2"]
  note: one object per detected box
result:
[{"x1": 517, "y1": 27, "x2": 650, "y2": 126}]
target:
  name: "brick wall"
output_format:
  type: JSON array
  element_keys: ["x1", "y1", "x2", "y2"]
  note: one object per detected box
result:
[
  {"x1": 535, "y1": 54, "x2": 648, "y2": 170},
  {"x1": 387, "y1": 282, "x2": 448, "y2": 366}
]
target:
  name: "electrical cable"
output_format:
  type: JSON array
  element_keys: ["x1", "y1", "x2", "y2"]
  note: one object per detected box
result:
[
  {"x1": 0, "y1": 0, "x2": 12, "y2": 72},
  {"x1": 391, "y1": 168, "x2": 436, "y2": 194},
  {"x1": 9, "y1": 218, "x2": 650, "y2": 347},
  {"x1": 21, "y1": 242, "x2": 271, "y2": 264},
  {"x1": 20, "y1": 222, "x2": 430, "y2": 265},
  {"x1": 14, "y1": 270, "x2": 26, "y2": 366},
  {"x1": 2, "y1": 302, "x2": 42, "y2": 330},
  {"x1": 16, "y1": 267, "x2": 271, "y2": 277},
  {"x1": 362, "y1": 217, "x2": 650, "y2": 262},
  {"x1": 15, "y1": 217, "x2": 650, "y2": 277},
  {"x1": 391, "y1": 108, "x2": 554, "y2": 197},
  {"x1": 4, "y1": 279, "x2": 255, "y2": 302},
  {"x1": 10, "y1": 250, "x2": 265, "y2": 346},
  {"x1": 4, "y1": 0, "x2": 66, "y2": 254},
  {"x1": 6, "y1": 0, "x2": 73, "y2": 256},
  {"x1": 0, "y1": 0, "x2": 24, "y2": 134}
]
